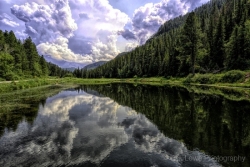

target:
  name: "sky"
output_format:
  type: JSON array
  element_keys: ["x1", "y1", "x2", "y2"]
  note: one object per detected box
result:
[{"x1": 0, "y1": 0, "x2": 210, "y2": 68}]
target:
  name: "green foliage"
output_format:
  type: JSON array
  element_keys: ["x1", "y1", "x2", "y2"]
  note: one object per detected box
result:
[
  {"x1": 0, "y1": 52, "x2": 14, "y2": 76},
  {"x1": 4, "y1": 72, "x2": 19, "y2": 81},
  {"x1": 220, "y1": 70, "x2": 245, "y2": 83},
  {"x1": 183, "y1": 70, "x2": 247, "y2": 84},
  {"x1": 63, "y1": 73, "x2": 74, "y2": 78},
  {"x1": 178, "y1": 12, "x2": 200, "y2": 75},
  {"x1": 0, "y1": 30, "x2": 72, "y2": 80}
]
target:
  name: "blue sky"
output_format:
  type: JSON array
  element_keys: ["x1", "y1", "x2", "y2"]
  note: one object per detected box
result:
[{"x1": 0, "y1": 0, "x2": 209, "y2": 68}]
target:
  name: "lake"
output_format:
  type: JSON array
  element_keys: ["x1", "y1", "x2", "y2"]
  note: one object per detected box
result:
[{"x1": 0, "y1": 84, "x2": 249, "y2": 167}]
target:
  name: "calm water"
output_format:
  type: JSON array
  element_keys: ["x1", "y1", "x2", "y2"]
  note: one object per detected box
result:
[{"x1": 0, "y1": 84, "x2": 250, "y2": 167}]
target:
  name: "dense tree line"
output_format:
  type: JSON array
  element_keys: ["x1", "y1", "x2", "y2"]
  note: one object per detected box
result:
[
  {"x1": 75, "y1": 0, "x2": 250, "y2": 78},
  {"x1": 0, "y1": 30, "x2": 70, "y2": 80}
]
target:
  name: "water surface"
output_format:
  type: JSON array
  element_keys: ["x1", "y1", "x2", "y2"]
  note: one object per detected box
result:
[{"x1": 0, "y1": 84, "x2": 249, "y2": 167}]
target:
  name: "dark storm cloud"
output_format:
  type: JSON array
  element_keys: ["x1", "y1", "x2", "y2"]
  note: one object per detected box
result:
[
  {"x1": 117, "y1": 29, "x2": 137, "y2": 40},
  {"x1": 68, "y1": 36, "x2": 92, "y2": 55},
  {"x1": 79, "y1": 13, "x2": 90, "y2": 20}
]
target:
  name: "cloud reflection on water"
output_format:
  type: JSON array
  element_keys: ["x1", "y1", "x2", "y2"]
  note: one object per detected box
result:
[{"x1": 0, "y1": 90, "x2": 221, "y2": 167}]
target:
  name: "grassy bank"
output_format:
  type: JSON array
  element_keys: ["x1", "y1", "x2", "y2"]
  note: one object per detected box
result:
[
  {"x1": 0, "y1": 84, "x2": 79, "y2": 136},
  {"x1": 1, "y1": 70, "x2": 250, "y2": 94},
  {"x1": 0, "y1": 84, "x2": 78, "y2": 111},
  {"x1": 182, "y1": 70, "x2": 250, "y2": 88}
]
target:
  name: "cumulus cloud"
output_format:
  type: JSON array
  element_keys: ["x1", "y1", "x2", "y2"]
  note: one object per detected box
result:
[
  {"x1": 5, "y1": 0, "x2": 209, "y2": 67},
  {"x1": 37, "y1": 36, "x2": 93, "y2": 64},
  {"x1": 10, "y1": 0, "x2": 77, "y2": 44},
  {"x1": 9, "y1": 0, "x2": 96, "y2": 66},
  {"x1": 125, "y1": 0, "x2": 208, "y2": 44},
  {"x1": 125, "y1": 42, "x2": 138, "y2": 52},
  {"x1": 8, "y1": 0, "x2": 130, "y2": 66},
  {"x1": 117, "y1": 29, "x2": 137, "y2": 40},
  {"x1": 68, "y1": 0, "x2": 131, "y2": 62},
  {"x1": 70, "y1": 0, "x2": 130, "y2": 32},
  {"x1": 0, "y1": 13, "x2": 19, "y2": 27},
  {"x1": 78, "y1": 13, "x2": 90, "y2": 20},
  {"x1": 91, "y1": 32, "x2": 120, "y2": 61}
]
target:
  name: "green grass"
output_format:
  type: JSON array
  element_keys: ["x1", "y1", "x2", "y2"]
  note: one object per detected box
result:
[
  {"x1": 1, "y1": 70, "x2": 250, "y2": 94},
  {"x1": 183, "y1": 70, "x2": 250, "y2": 88},
  {"x1": 0, "y1": 84, "x2": 78, "y2": 112}
]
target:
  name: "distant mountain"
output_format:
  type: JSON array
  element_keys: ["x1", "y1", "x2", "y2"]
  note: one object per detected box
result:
[
  {"x1": 83, "y1": 61, "x2": 107, "y2": 70},
  {"x1": 64, "y1": 67, "x2": 77, "y2": 72}
]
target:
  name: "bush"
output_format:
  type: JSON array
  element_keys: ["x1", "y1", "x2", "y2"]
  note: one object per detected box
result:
[
  {"x1": 0, "y1": 77, "x2": 5, "y2": 81},
  {"x1": 220, "y1": 70, "x2": 245, "y2": 83},
  {"x1": 4, "y1": 72, "x2": 19, "y2": 81},
  {"x1": 183, "y1": 74, "x2": 194, "y2": 84},
  {"x1": 194, "y1": 74, "x2": 211, "y2": 84},
  {"x1": 63, "y1": 73, "x2": 74, "y2": 78}
]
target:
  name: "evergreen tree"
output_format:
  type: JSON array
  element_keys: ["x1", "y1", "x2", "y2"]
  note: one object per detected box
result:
[
  {"x1": 40, "y1": 55, "x2": 49, "y2": 76},
  {"x1": 179, "y1": 12, "x2": 200, "y2": 75}
]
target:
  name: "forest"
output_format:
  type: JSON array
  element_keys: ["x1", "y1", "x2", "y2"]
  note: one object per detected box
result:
[
  {"x1": 0, "y1": 30, "x2": 69, "y2": 81},
  {"x1": 74, "y1": 0, "x2": 250, "y2": 78}
]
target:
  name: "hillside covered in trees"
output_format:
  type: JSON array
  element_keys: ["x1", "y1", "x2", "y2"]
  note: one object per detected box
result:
[
  {"x1": 0, "y1": 30, "x2": 70, "y2": 81},
  {"x1": 74, "y1": 0, "x2": 250, "y2": 78}
]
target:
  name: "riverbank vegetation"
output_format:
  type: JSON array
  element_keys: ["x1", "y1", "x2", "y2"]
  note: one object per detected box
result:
[
  {"x1": 1, "y1": 69, "x2": 250, "y2": 93},
  {"x1": 0, "y1": 84, "x2": 80, "y2": 136}
]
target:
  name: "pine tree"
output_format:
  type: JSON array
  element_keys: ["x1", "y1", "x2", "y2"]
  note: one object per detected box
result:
[
  {"x1": 213, "y1": 15, "x2": 225, "y2": 69},
  {"x1": 40, "y1": 55, "x2": 49, "y2": 76},
  {"x1": 23, "y1": 37, "x2": 42, "y2": 76},
  {"x1": 179, "y1": 12, "x2": 200, "y2": 75}
]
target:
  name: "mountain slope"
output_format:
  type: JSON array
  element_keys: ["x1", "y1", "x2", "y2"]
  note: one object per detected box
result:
[
  {"x1": 75, "y1": 0, "x2": 250, "y2": 78},
  {"x1": 83, "y1": 61, "x2": 107, "y2": 70}
]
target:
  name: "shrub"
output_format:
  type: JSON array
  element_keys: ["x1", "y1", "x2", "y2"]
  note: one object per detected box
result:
[
  {"x1": 220, "y1": 70, "x2": 245, "y2": 83},
  {"x1": 183, "y1": 74, "x2": 194, "y2": 84},
  {"x1": 0, "y1": 77, "x2": 5, "y2": 81},
  {"x1": 4, "y1": 72, "x2": 19, "y2": 81},
  {"x1": 194, "y1": 74, "x2": 211, "y2": 84},
  {"x1": 63, "y1": 73, "x2": 74, "y2": 78}
]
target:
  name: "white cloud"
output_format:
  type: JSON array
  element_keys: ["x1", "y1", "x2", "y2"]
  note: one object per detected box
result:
[
  {"x1": 121, "y1": 0, "x2": 208, "y2": 44},
  {"x1": 6, "y1": 0, "x2": 210, "y2": 66},
  {"x1": 9, "y1": 0, "x2": 130, "y2": 66},
  {"x1": 67, "y1": 0, "x2": 131, "y2": 62},
  {"x1": 91, "y1": 33, "x2": 120, "y2": 62},
  {"x1": 37, "y1": 36, "x2": 93, "y2": 64},
  {"x1": 11, "y1": 0, "x2": 77, "y2": 44},
  {"x1": 0, "y1": 13, "x2": 19, "y2": 27},
  {"x1": 125, "y1": 42, "x2": 138, "y2": 52}
]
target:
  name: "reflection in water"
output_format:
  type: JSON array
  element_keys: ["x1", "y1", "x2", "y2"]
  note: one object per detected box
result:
[
  {"x1": 84, "y1": 84, "x2": 250, "y2": 167},
  {"x1": 0, "y1": 88, "x2": 220, "y2": 167}
]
